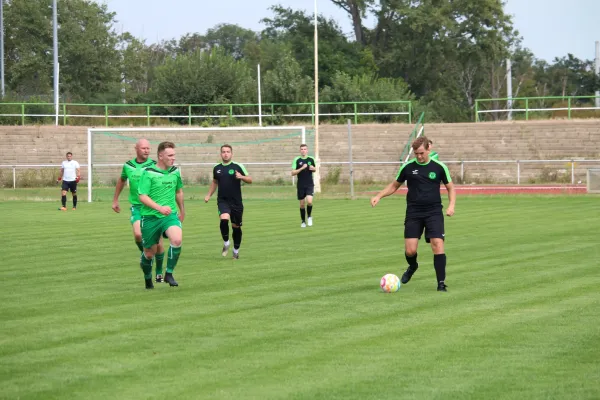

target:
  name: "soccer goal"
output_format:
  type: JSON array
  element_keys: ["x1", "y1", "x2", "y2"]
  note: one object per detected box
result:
[
  {"x1": 586, "y1": 168, "x2": 600, "y2": 193},
  {"x1": 86, "y1": 126, "x2": 314, "y2": 202}
]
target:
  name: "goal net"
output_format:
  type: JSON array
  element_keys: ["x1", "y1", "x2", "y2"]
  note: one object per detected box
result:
[
  {"x1": 587, "y1": 168, "x2": 600, "y2": 193},
  {"x1": 86, "y1": 126, "x2": 314, "y2": 202}
]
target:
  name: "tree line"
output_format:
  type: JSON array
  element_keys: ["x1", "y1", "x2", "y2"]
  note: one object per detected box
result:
[{"x1": 2, "y1": 0, "x2": 598, "y2": 122}]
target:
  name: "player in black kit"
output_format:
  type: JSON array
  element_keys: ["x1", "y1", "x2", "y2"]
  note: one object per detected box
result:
[
  {"x1": 291, "y1": 144, "x2": 317, "y2": 228},
  {"x1": 371, "y1": 136, "x2": 456, "y2": 292},
  {"x1": 204, "y1": 144, "x2": 253, "y2": 259}
]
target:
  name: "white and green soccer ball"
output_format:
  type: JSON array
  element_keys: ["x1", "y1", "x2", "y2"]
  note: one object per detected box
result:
[{"x1": 380, "y1": 273, "x2": 401, "y2": 293}]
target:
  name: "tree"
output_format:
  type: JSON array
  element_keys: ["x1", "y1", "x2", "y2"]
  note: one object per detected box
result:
[
  {"x1": 3, "y1": 0, "x2": 121, "y2": 101},
  {"x1": 330, "y1": 0, "x2": 373, "y2": 45},
  {"x1": 261, "y1": 6, "x2": 367, "y2": 87},
  {"x1": 263, "y1": 51, "x2": 314, "y2": 103},
  {"x1": 151, "y1": 47, "x2": 255, "y2": 105},
  {"x1": 204, "y1": 24, "x2": 258, "y2": 60}
]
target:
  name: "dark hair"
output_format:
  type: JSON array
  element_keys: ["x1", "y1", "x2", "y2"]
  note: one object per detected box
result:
[
  {"x1": 220, "y1": 144, "x2": 233, "y2": 152},
  {"x1": 66, "y1": 152, "x2": 73, "y2": 156},
  {"x1": 412, "y1": 136, "x2": 431, "y2": 151},
  {"x1": 300, "y1": 144, "x2": 308, "y2": 148},
  {"x1": 157, "y1": 141, "x2": 175, "y2": 154}
]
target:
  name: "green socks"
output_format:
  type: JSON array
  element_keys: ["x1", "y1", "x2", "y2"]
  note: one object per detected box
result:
[
  {"x1": 166, "y1": 246, "x2": 182, "y2": 274},
  {"x1": 155, "y1": 252, "x2": 165, "y2": 276}
]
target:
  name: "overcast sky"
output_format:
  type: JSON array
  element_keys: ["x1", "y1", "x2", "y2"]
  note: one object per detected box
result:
[{"x1": 102, "y1": 0, "x2": 600, "y2": 63}]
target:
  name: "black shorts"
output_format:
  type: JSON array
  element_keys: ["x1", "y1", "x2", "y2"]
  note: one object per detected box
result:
[
  {"x1": 297, "y1": 185, "x2": 314, "y2": 200},
  {"x1": 404, "y1": 212, "x2": 445, "y2": 243},
  {"x1": 218, "y1": 201, "x2": 244, "y2": 226},
  {"x1": 61, "y1": 180, "x2": 77, "y2": 193}
]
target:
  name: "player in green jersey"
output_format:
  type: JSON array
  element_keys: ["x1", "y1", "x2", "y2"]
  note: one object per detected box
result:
[
  {"x1": 112, "y1": 139, "x2": 166, "y2": 282},
  {"x1": 138, "y1": 141, "x2": 185, "y2": 289},
  {"x1": 428, "y1": 139, "x2": 439, "y2": 160}
]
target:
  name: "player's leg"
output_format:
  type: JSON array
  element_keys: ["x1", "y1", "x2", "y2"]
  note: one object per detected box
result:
[
  {"x1": 154, "y1": 237, "x2": 165, "y2": 283},
  {"x1": 132, "y1": 218, "x2": 144, "y2": 252},
  {"x1": 306, "y1": 191, "x2": 314, "y2": 226},
  {"x1": 70, "y1": 182, "x2": 78, "y2": 210},
  {"x1": 163, "y1": 215, "x2": 183, "y2": 286},
  {"x1": 218, "y1": 201, "x2": 232, "y2": 256},
  {"x1": 60, "y1": 181, "x2": 68, "y2": 210},
  {"x1": 298, "y1": 186, "x2": 306, "y2": 227},
  {"x1": 401, "y1": 216, "x2": 425, "y2": 284},
  {"x1": 139, "y1": 216, "x2": 162, "y2": 289},
  {"x1": 231, "y1": 206, "x2": 244, "y2": 259},
  {"x1": 425, "y1": 213, "x2": 447, "y2": 292}
]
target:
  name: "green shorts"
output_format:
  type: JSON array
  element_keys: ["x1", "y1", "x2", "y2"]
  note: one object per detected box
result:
[
  {"x1": 130, "y1": 205, "x2": 142, "y2": 224},
  {"x1": 141, "y1": 214, "x2": 182, "y2": 248}
]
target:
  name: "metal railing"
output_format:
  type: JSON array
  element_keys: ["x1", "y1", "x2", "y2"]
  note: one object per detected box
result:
[
  {"x1": 0, "y1": 100, "x2": 412, "y2": 126},
  {"x1": 475, "y1": 95, "x2": 600, "y2": 121},
  {"x1": 2, "y1": 159, "x2": 599, "y2": 190}
]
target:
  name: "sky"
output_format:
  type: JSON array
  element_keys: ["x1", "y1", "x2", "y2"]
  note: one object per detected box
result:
[{"x1": 102, "y1": 0, "x2": 600, "y2": 63}]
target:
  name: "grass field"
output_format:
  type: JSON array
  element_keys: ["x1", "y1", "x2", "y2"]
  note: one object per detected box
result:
[{"x1": 1, "y1": 190, "x2": 600, "y2": 399}]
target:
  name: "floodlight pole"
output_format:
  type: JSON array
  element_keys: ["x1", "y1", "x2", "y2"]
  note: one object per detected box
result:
[
  {"x1": 507, "y1": 58, "x2": 513, "y2": 121},
  {"x1": 53, "y1": 0, "x2": 59, "y2": 125},
  {"x1": 595, "y1": 41, "x2": 599, "y2": 108},
  {"x1": 313, "y1": 0, "x2": 321, "y2": 193},
  {"x1": 0, "y1": 0, "x2": 5, "y2": 98},
  {"x1": 257, "y1": 64, "x2": 262, "y2": 127}
]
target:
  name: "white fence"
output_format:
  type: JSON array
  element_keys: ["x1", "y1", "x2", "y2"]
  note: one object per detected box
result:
[{"x1": 2, "y1": 159, "x2": 600, "y2": 190}]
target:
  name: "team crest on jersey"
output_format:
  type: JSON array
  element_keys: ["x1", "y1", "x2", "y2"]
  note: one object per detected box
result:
[
  {"x1": 429, "y1": 172, "x2": 437, "y2": 179},
  {"x1": 308, "y1": 162, "x2": 312, "y2": 166},
  {"x1": 229, "y1": 169, "x2": 235, "y2": 175}
]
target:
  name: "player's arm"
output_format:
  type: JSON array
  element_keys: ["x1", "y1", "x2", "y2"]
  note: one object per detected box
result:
[
  {"x1": 444, "y1": 181, "x2": 455, "y2": 216},
  {"x1": 308, "y1": 158, "x2": 316, "y2": 172},
  {"x1": 204, "y1": 179, "x2": 218, "y2": 202},
  {"x1": 176, "y1": 188, "x2": 185, "y2": 222},
  {"x1": 139, "y1": 194, "x2": 169, "y2": 215},
  {"x1": 138, "y1": 171, "x2": 170, "y2": 215},
  {"x1": 440, "y1": 162, "x2": 455, "y2": 216},
  {"x1": 112, "y1": 177, "x2": 127, "y2": 213},
  {"x1": 76, "y1": 167, "x2": 81, "y2": 181},
  {"x1": 235, "y1": 164, "x2": 252, "y2": 184},
  {"x1": 57, "y1": 167, "x2": 64, "y2": 182},
  {"x1": 237, "y1": 174, "x2": 252, "y2": 184},
  {"x1": 370, "y1": 180, "x2": 402, "y2": 207},
  {"x1": 291, "y1": 163, "x2": 308, "y2": 176}
]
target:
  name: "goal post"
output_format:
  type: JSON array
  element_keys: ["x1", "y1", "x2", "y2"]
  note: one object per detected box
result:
[
  {"x1": 586, "y1": 168, "x2": 600, "y2": 193},
  {"x1": 87, "y1": 125, "x2": 314, "y2": 202}
]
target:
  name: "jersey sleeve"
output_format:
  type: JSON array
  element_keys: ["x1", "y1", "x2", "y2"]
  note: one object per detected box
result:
[
  {"x1": 120, "y1": 164, "x2": 128, "y2": 179},
  {"x1": 176, "y1": 170, "x2": 183, "y2": 190},
  {"x1": 237, "y1": 163, "x2": 248, "y2": 176},
  {"x1": 138, "y1": 169, "x2": 151, "y2": 195},
  {"x1": 213, "y1": 165, "x2": 218, "y2": 180},
  {"x1": 310, "y1": 157, "x2": 316, "y2": 167},
  {"x1": 439, "y1": 162, "x2": 452, "y2": 184},
  {"x1": 396, "y1": 163, "x2": 408, "y2": 183},
  {"x1": 291, "y1": 157, "x2": 298, "y2": 170},
  {"x1": 74, "y1": 161, "x2": 80, "y2": 169}
]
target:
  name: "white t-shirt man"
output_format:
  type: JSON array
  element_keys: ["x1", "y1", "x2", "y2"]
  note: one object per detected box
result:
[{"x1": 61, "y1": 160, "x2": 80, "y2": 182}]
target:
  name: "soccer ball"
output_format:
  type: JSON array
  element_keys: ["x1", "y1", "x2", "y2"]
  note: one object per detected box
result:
[{"x1": 380, "y1": 273, "x2": 401, "y2": 293}]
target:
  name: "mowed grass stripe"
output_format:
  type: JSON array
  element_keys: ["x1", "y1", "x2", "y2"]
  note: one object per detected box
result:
[{"x1": 1, "y1": 196, "x2": 600, "y2": 399}]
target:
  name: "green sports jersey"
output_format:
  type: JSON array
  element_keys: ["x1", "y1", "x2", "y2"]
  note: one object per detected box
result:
[
  {"x1": 120, "y1": 158, "x2": 156, "y2": 205},
  {"x1": 138, "y1": 166, "x2": 183, "y2": 218}
]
